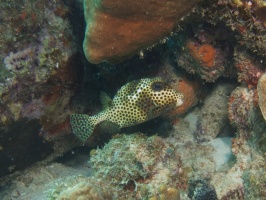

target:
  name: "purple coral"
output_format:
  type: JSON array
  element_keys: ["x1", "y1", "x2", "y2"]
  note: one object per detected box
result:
[
  {"x1": 21, "y1": 99, "x2": 45, "y2": 120},
  {"x1": 4, "y1": 45, "x2": 43, "y2": 72}
]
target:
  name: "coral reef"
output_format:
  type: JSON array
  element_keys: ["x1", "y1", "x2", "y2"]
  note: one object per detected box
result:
[
  {"x1": 170, "y1": 81, "x2": 235, "y2": 142},
  {"x1": 0, "y1": 0, "x2": 83, "y2": 176},
  {"x1": 188, "y1": 42, "x2": 216, "y2": 68},
  {"x1": 194, "y1": 0, "x2": 266, "y2": 58},
  {"x1": 0, "y1": 0, "x2": 76, "y2": 124},
  {"x1": 49, "y1": 133, "x2": 240, "y2": 200},
  {"x1": 199, "y1": 82, "x2": 235, "y2": 141},
  {"x1": 228, "y1": 86, "x2": 257, "y2": 134},
  {"x1": 83, "y1": 0, "x2": 201, "y2": 64},
  {"x1": 188, "y1": 179, "x2": 217, "y2": 200},
  {"x1": 149, "y1": 185, "x2": 180, "y2": 200},
  {"x1": 50, "y1": 176, "x2": 112, "y2": 200},
  {"x1": 1, "y1": 0, "x2": 266, "y2": 199},
  {"x1": 184, "y1": 40, "x2": 225, "y2": 81},
  {"x1": 171, "y1": 22, "x2": 234, "y2": 82},
  {"x1": 246, "y1": 154, "x2": 266, "y2": 199},
  {"x1": 0, "y1": 162, "x2": 91, "y2": 200},
  {"x1": 90, "y1": 134, "x2": 151, "y2": 187},
  {"x1": 0, "y1": 131, "x2": 265, "y2": 199},
  {"x1": 89, "y1": 134, "x2": 184, "y2": 199},
  {"x1": 4, "y1": 45, "x2": 42, "y2": 72},
  {"x1": 228, "y1": 135, "x2": 266, "y2": 199},
  {"x1": 234, "y1": 50, "x2": 264, "y2": 88}
]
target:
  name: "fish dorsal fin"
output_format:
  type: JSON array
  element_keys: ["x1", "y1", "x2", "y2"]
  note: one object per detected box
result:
[{"x1": 100, "y1": 91, "x2": 113, "y2": 109}]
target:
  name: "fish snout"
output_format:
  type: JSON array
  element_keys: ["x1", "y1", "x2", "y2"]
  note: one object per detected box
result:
[{"x1": 176, "y1": 93, "x2": 184, "y2": 107}]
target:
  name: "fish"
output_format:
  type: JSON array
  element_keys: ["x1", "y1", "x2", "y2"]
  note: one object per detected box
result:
[{"x1": 70, "y1": 77, "x2": 184, "y2": 142}]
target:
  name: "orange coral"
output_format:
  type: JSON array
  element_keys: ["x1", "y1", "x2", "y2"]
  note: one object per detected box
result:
[
  {"x1": 83, "y1": 0, "x2": 201, "y2": 64},
  {"x1": 177, "y1": 38, "x2": 227, "y2": 82},
  {"x1": 187, "y1": 41, "x2": 216, "y2": 68}
]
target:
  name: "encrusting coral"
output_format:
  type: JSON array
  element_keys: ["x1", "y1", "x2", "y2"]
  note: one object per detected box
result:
[
  {"x1": 194, "y1": 0, "x2": 266, "y2": 58},
  {"x1": 0, "y1": 0, "x2": 82, "y2": 176},
  {"x1": 177, "y1": 39, "x2": 226, "y2": 82},
  {"x1": 83, "y1": 0, "x2": 202, "y2": 64},
  {"x1": 172, "y1": 22, "x2": 234, "y2": 82},
  {"x1": 228, "y1": 86, "x2": 257, "y2": 133},
  {"x1": 47, "y1": 133, "x2": 196, "y2": 200},
  {"x1": 4, "y1": 45, "x2": 42, "y2": 72},
  {"x1": 187, "y1": 42, "x2": 216, "y2": 69},
  {"x1": 51, "y1": 133, "x2": 185, "y2": 199},
  {"x1": 234, "y1": 50, "x2": 264, "y2": 88},
  {"x1": 199, "y1": 82, "x2": 235, "y2": 141}
]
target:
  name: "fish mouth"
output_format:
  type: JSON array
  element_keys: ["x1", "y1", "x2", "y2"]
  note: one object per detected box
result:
[
  {"x1": 176, "y1": 93, "x2": 184, "y2": 106},
  {"x1": 176, "y1": 98, "x2": 183, "y2": 107}
]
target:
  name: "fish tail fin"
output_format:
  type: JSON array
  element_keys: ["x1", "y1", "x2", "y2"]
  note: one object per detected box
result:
[{"x1": 70, "y1": 114, "x2": 96, "y2": 142}]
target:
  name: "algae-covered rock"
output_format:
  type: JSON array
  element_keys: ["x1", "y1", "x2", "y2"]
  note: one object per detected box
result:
[
  {"x1": 89, "y1": 133, "x2": 183, "y2": 199},
  {"x1": 199, "y1": 82, "x2": 235, "y2": 141},
  {"x1": 50, "y1": 176, "x2": 112, "y2": 200},
  {"x1": 0, "y1": 0, "x2": 83, "y2": 177},
  {"x1": 194, "y1": 0, "x2": 266, "y2": 58},
  {"x1": 188, "y1": 179, "x2": 217, "y2": 200}
]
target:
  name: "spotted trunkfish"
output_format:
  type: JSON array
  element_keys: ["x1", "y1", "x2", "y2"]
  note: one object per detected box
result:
[{"x1": 70, "y1": 77, "x2": 184, "y2": 142}]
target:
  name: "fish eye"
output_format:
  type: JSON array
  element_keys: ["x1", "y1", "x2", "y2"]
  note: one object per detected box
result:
[{"x1": 151, "y1": 82, "x2": 163, "y2": 91}]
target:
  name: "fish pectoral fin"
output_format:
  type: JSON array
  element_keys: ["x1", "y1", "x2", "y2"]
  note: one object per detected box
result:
[
  {"x1": 100, "y1": 91, "x2": 113, "y2": 109},
  {"x1": 70, "y1": 114, "x2": 95, "y2": 142},
  {"x1": 98, "y1": 120, "x2": 120, "y2": 134},
  {"x1": 148, "y1": 106, "x2": 162, "y2": 117}
]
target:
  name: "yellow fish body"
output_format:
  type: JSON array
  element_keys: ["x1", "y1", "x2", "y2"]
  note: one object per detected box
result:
[{"x1": 70, "y1": 77, "x2": 184, "y2": 142}]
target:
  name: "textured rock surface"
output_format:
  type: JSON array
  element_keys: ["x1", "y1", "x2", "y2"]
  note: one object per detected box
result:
[
  {"x1": 200, "y1": 82, "x2": 235, "y2": 141},
  {"x1": 52, "y1": 177, "x2": 112, "y2": 200},
  {"x1": 0, "y1": 162, "x2": 91, "y2": 200},
  {"x1": 89, "y1": 134, "x2": 183, "y2": 199},
  {"x1": 195, "y1": 0, "x2": 266, "y2": 58},
  {"x1": 0, "y1": 0, "x2": 84, "y2": 177},
  {"x1": 171, "y1": 81, "x2": 236, "y2": 143},
  {"x1": 83, "y1": 0, "x2": 202, "y2": 64},
  {"x1": 1, "y1": 130, "x2": 266, "y2": 199}
]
